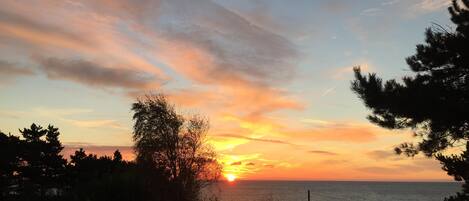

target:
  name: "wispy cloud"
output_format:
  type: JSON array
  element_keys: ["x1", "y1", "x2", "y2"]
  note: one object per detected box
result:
[
  {"x1": 413, "y1": 0, "x2": 451, "y2": 13},
  {"x1": 0, "y1": 0, "x2": 302, "y2": 122},
  {"x1": 309, "y1": 150, "x2": 338, "y2": 156},
  {"x1": 382, "y1": 0, "x2": 401, "y2": 6},
  {"x1": 360, "y1": 8, "x2": 382, "y2": 16},
  {"x1": 215, "y1": 133, "x2": 296, "y2": 146},
  {"x1": 321, "y1": 87, "x2": 336, "y2": 97}
]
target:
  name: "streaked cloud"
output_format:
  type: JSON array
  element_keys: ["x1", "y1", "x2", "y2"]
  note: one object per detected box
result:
[
  {"x1": 230, "y1": 161, "x2": 242, "y2": 166},
  {"x1": 156, "y1": 0, "x2": 298, "y2": 86},
  {"x1": 367, "y1": 150, "x2": 404, "y2": 161},
  {"x1": 309, "y1": 150, "x2": 338, "y2": 156},
  {"x1": 216, "y1": 133, "x2": 296, "y2": 146},
  {"x1": 37, "y1": 57, "x2": 161, "y2": 91},
  {"x1": 361, "y1": 8, "x2": 382, "y2": 16}
]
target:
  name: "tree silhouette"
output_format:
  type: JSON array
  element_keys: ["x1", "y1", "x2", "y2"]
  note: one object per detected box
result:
[
  {"x1": 351, "y1": 0, "x2": 469, "y2": 200},
  {"x1": 0, "y1": 131, "x2": 21, "y2": 199},
  {"x1": 2, "y1": 120, "x2": 218, "y2": 201},
  {"x1": 132, "y1": 94, "x2": 221, "y2": 201},
  {"x1": 66, "y1": 148, "x2": 150, "y2": 201},
  {"x1": 0, "y1": 124, "x2": 67, "y2": 200}
]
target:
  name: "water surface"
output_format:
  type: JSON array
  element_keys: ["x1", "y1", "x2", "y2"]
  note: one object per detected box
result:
[{"x1": 207, "y1": 181, "x2": 461, "y2": 201}]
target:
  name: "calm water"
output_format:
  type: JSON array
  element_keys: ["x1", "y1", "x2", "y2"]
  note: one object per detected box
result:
[{"x1": 206, "y1": 181, "x2": 461, "y2": 201}]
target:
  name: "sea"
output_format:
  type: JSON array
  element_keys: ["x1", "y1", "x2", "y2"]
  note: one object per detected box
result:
[{"x1": 205, "y1": 181, "x2": 462, "y2": 201}]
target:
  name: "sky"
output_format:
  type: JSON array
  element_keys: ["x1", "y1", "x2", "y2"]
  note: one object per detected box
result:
[{"x1": 0, "y1": 0, "x2": 459, "y2": 181}]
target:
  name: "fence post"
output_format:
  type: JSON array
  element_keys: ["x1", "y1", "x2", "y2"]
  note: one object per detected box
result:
[{"x1": 308, "y1": 190, "x2": 310, "y2": 201}]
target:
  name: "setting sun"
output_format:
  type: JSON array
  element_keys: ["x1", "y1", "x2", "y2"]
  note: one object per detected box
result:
[{"x1": 225, "y1": 174, "x2": 237, "y2": 182}]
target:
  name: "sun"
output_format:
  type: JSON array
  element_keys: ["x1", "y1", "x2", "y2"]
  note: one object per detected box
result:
[{"x1": 225, "y1": 174, "x2": 237, "y2": 182}]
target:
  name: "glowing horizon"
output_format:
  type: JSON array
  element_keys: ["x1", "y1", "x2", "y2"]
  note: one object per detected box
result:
[{"x1": 0, "y1": 0, "x2": 455, "y2": 181}]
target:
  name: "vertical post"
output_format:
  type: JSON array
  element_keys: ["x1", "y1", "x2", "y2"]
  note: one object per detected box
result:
[{"x1": 308, "y1": 190, "x2": 310, "y2": 201}]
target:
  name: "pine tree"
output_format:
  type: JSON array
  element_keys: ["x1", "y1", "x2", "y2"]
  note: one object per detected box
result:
[{"x1": 351, "y1": 0, "x2": 469, "y2": 200}]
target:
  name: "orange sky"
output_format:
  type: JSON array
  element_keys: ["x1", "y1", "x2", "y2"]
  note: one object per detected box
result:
[{"x1": 0, "y1": 0, "x2": 457, "y2": 181}]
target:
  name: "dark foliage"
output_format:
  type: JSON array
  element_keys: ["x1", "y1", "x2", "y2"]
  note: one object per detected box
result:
[
  {"x1": 351, "y1": 0, "x2": 469, "y2": 200},
  {"x1": 0, "y1": 124, "x2": 67, "y2": 201},
  {"x1": 437, "y1": 143, "x2": 469, "y2": 201},
  {"x1": 0, "y1": 131, "x2": 21, "y2": 199},
  {"x1": 0, "y1": 123, "x2": 196, "y2": 201},
  {"x1": 64, "y1": 148, "x2": 173, "y2": 201},
  {"x1": 1, "y1": 94, "x2": 220, "y2": 201}
]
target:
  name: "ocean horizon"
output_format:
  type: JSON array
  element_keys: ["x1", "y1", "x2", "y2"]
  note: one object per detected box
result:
[{"x1": 207, "y1": 180, "x2": 462, "y2": 201}]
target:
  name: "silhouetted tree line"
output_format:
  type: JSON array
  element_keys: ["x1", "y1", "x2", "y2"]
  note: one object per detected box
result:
[
  {"x1": 0, "y1": 94, "x2": 221, "y2": 201},
  {"x1": 351, "y1": 0, "x2": 469, "y2": 200}
]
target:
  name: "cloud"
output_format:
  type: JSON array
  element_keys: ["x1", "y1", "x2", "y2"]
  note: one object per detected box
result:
[
  {"x1": 301, "y1": 119, "x2": 335, "y2": 127},
  {"x1": 367, "y1": 150, "x2": 404, "y2": 161},
  {"x1": 0, "y1": 8, "x2": 93, "y2": 51},
  {"x1": 360, "y1": 8, "x2": 382, "y2": 16},
  {"x1": 0, "y1": 0, "x2": 302, "y2": 121},
  {"x1": 220, "y1": 153, "x2": 262, "y2": 176},
  {"x1": 37, "y1": 57, "x2": 160, "y2": 90},
  {"x1": 321, "y1": 87, "x2": 336, "y2": 97},
  {"x1": 382, "y1": 0, "x2": 401, "y2": 6},
  {"x1": 0, "y1": 2, "x2": 166, "y2": 89},
  {"x1": 309, "y1": 150, "x2": 338, "y2": 156},
  {"x1": 0, "y1": 60, "x2": 34, "y2": 77},
  {"x1": 413, "y1": 0, "x2": 451, "y2": 12},
  {"x1": 231, "y1": 161, "x2": 242, "y2": 166},
  {"x1": 246, "y1": 162, "x2": 255, "y2": 166},
  {"x1": 156, "y1": 0, "x2": 297, "y2": 86},
  {"x1": 0, "y1": 60, "x2": 35, "y2": 84},
  {"x1": 216, "y1": 133, "x2": 296, "y2": 146}
]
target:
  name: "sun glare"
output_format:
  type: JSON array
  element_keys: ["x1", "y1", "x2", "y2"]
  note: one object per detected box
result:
[{"x1": 226, "y1": 174, "x2": 236, "y2": 182}]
